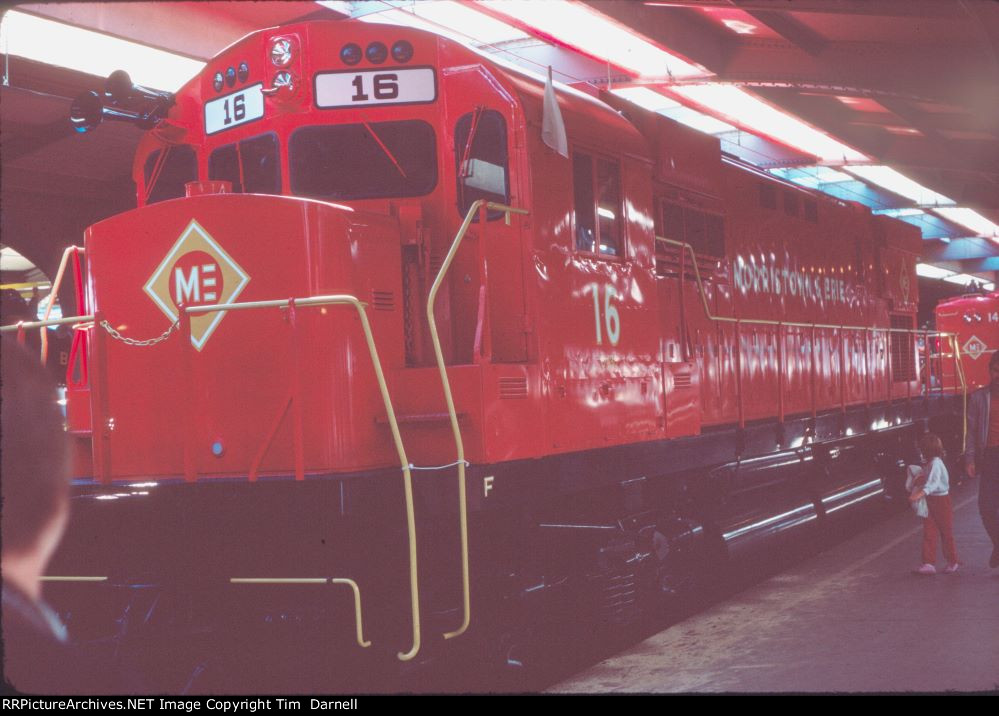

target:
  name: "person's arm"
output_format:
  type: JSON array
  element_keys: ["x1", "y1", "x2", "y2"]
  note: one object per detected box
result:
[{"x1": 923, "y1": 458, "x2": 947, "y2": 495}]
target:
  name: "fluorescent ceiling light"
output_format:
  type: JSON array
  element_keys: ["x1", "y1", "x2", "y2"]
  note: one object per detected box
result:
[
  {"x1": 0, "y1": 10, "x2": 204, "y2": 92},
  {"x1": 874, "y1": 208, "x2": 925, "y2": 218},
  {"x1": 611, "y1": 87, "x2": 681, "y2": 112},
  {"x1": 770, "y1": 166, "x2": 854, "y2": 188},
  {"x1": 661, "y1": 106, "x2": 736, "y2": 134},
  {"x1": 916, "y1": 263, "x2": 954, "y2": 280},
  {"x1": 612, "y1": 88, "x2": 734, "y2": 133},
  {"x1": 671, "y1": 84, "x2": 868, "y2": 163},
  {"x1": 352, "y1": 1, "x2": 529, "y2": 47},
  {"x1": 316, "y1": 1, "x2": 354, "y2": 14},
  {"x1": 943, "y1": 273, "x2": 990, "y2": 287},
  {"x1": 844, "y1": 165, "x2": 955, "y2": 207},
  {"x1": 399, "y1": 1, "x2": 529, "y2": 44},
  {"x1": 0, "y1": 246, "x2": 37, "y2": 273},
  {"x1": 479, "y1": 0, "x2": 706, "y2": 78},
  {"x1": 933, "y1": 207, "x2": 999, "y2": 239}
]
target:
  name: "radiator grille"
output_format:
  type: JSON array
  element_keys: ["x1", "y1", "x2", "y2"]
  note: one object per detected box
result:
[
  {"x1": 673, "y1": 372, "x2": 693, "y2": 389},
  {"x1": 889, "y1": 314, "x2": 916, "y2": 382}
]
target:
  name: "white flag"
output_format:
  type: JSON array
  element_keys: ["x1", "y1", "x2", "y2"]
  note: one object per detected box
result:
[{"x1": 542, "y1": 66, "x2": 568, "y2": 158}]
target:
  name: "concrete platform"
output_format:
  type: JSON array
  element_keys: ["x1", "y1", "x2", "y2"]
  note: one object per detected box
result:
[{"x1": 552, "y1": 481, "x2": 999, "y2": 693}]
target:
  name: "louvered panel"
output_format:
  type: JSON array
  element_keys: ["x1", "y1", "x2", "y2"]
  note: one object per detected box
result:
[{"x1": 498, "y1": 376, "x2": 528, "y2": 399}]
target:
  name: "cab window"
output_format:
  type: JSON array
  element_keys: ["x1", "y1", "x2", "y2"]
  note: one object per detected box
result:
[
  {"x1": 573, "y1": 151, "x2": 622, "y2": 257},
  {"x1": 143, "y1": 145, "x2": 197, "y2": 204},
  {"x1": 208, "y1": 133, "x2": 281, "y2": 194},
  {"x1": 455, "y1": 109, "x2": 509, "y2": 221},
  {"x1": 289, "y1": 120, "x2": 437, "y2": 200}
]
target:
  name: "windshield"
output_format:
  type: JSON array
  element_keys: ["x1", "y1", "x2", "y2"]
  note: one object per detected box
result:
[{"x1": 288, "y1": 120, "x2": 437, "y2": 201}]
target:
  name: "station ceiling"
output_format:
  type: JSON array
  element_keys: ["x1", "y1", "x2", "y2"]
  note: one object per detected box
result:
[{"x1": 1, "y1": 0, "x2": 996, "y2": 289}]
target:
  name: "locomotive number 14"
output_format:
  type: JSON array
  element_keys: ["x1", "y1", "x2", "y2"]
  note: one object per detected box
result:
[{"x1": 584, "y1": 283, "x2": 621, "y2": 346}]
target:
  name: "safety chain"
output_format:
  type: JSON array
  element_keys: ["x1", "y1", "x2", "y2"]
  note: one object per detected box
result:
[{"x1": 100, "y1": 319, "x2": 179, "y2": 347}]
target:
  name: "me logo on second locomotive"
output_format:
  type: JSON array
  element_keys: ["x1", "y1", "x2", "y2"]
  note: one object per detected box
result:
[{"x1": 144, "y1": 219, "x2": 250, "y2": 351}]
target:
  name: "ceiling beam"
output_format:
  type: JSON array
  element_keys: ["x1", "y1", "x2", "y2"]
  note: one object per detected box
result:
[
  {"x1": 922, "y1": 237, "x2": 999, "y2": 262},
  {"x1": 738, "y1": 10, "x2": 827, "y2": 56},
  {"x1": 587, "y1": 0, "x2": 731, "y2": 74}
]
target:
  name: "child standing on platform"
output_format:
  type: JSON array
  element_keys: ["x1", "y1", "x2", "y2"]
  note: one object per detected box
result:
[{"x1": 911, "y1": 433, "x2": 960, "y2": 575}]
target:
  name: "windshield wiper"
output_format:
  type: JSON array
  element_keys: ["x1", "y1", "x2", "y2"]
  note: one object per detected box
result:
[{"x1": 362, "y1": 121, "x2": 408, "y2": 179}]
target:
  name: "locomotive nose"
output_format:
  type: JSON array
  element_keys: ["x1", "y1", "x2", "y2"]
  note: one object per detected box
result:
[{"x1": 84, "y1": 193, "x2": 404, "y2": 482}]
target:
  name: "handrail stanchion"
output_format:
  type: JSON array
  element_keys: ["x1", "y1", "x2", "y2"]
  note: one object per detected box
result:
[
  {"x1": 426, "y1": 200, "x2": 528, "y2": 642},
  {"x1": 90, "y1": 310, "x2": 112, "y2": 484},
  {"x1": 735, "y1": 320, "x2": 744, "y2": 429},
  {"x1": 288, "y1": 299, "x2": 305, "y2": 482},
  {"x1": 178, "y1": 305, "x2": 198, "y2": 483},
  {"x1": 839, "y1": 326, "x2": 847, "y2": 415},
  {"x1": 777, "y1": 322, "x2": 784, "y2": 426},
  {"x1": 886, "y1": 327, "x2": 894, "y2": 406},
  {"x1": 864, "y1": 327, "x2": 871, "y2": 409},
  {"x1": 40, "y1": 246, "x2": 84, "y2": 366},
  {"x1": 810, "y1": 324, "x2": 818, "y2": 422}
]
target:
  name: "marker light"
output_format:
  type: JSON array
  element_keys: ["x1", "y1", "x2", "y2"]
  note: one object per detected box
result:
[
  {"x1": 213, "y1": 72, "x2": 224, "y2": 92},
  {"x1": 238, "y1": 62, "x2": 249, "y2": 83},
  {"x1": 270, "y1": 38, "x2": 293, "y2": 67},
  {"x1": 225, "y1": 67, "x2": 236, "y2": 87},
  {"x1": 341, "y1": 43, "x2": 362, "y2": 65},
  {"x1": 366, "y1": 42, "x2": 388, "y2": 64},
  {"x1": 392, "y1": 40, "x2": 414, "y2": 63}
]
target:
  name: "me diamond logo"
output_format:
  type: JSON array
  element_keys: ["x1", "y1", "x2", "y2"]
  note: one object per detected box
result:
[
  {"x1": 962, "y1": 335, "x2": 987, "y2": 361},
  {"x1": 144, "y1": 219, "x2": 250, "y2": 351}
]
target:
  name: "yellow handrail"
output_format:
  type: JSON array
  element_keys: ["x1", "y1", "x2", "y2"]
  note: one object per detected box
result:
[
  {"x1": 40, "y1": 246, "x2": 85, "y2": 366},
  {"x1": 426, "y1": 200, "x2": 529, "y2": 641},
  {"x1": 230, "y1": 577, "x2": 372, "y2": 649},
  {"x1": 189, "y1": 295, "x2": 420, "y2": 661},
  {"x1": 0, "y1": 314, "x2": 94, "y2": 332}
]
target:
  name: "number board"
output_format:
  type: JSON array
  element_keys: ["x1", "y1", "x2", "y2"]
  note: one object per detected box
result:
[
  {"x1": 204, "y1": 84, "x2": 264, "y2": 135},
  {"x1": 314, "y1": 67, "x2": 436, "y2": 109}
]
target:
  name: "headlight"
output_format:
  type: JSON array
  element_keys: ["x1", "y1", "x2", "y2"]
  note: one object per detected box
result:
[
  {"x1": 270, "y1": 38, "x2": 293, "y2": 67},
  {"x1": 272, "y1": 71, "x2": 295, "y2": 93}
]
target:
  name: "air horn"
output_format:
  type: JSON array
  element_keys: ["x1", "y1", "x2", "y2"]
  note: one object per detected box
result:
[{"x1": 70, "y1": 70, "x2": 175, "y2": 133}]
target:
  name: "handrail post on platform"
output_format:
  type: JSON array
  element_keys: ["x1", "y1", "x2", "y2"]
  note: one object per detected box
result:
[
  {"x1": 427, "y1": 199, "x2": 528, "y2": 642},
  {"x1": 178, "y1": 305, "x2": 198, "y2": 483}
]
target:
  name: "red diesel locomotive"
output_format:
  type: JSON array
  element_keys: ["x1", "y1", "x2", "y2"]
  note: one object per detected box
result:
[
  {"x1": 21, "y1": 19, "x2": 966, "y2": 686},
  {"x1": 935, "y1": 291, "x2": 999, "y2": 391}
]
